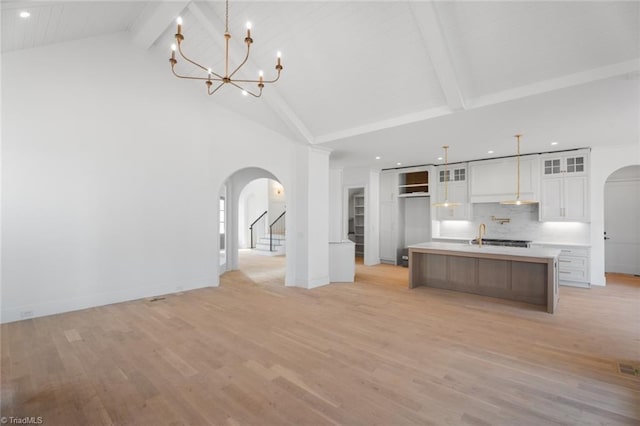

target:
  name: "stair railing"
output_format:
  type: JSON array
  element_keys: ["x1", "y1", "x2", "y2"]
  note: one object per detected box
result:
[
  {"x1": 269, "y1": 211, "x2": 286, "y2": 251},
  {"x1": 249, "y1": 211, "x2": 268, "y2": 249}
]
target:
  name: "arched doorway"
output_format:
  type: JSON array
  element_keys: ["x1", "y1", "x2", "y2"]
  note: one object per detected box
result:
[
  {"x1": 219, "y1": 167, "x2": 288, "y2": 285},
  {"x1": 604, "y1": 165, "x2": 640, "y2": 275}
]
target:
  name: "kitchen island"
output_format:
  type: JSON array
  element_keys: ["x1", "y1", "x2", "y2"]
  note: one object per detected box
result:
[{"x1": 409, "y1": 242, "x2": 561, "y2": 313}]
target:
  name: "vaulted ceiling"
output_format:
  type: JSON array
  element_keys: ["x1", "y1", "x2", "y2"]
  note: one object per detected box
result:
[{"x1": 3, "y1": 1, "x2": 639, "y2": 169}]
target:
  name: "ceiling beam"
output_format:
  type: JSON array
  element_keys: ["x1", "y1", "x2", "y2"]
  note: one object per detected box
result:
[
  {"x1": 409, "y1": 2, "x2": 466, "y2": 111},
  {"x1": 187, "y1": 2, "x2": 315, "y2": 145},
  {"x1": 469, "y1": 59, "x2": 640, "y2": 109},
  {"x1": 130, "y1": 1, "x2": 190, "y2": 50},
  {"x1": 315, "y1": 59, "x2": 640, "y2": 145},
  {"x1": 314, "y1": 106, "x2": 453, "y2": 145}
]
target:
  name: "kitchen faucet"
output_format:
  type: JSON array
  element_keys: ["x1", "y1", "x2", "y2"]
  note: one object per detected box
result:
[{"x1": 478, "y1": 223, "x2": 486, "y2": 247}]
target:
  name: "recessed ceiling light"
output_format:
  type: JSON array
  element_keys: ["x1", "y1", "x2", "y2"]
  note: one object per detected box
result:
[
  {"x1": 550, "y1": 141, "x2": 559, "y2": 146},
  {"x1": 396, "y1": 162, "x2": 402, "y2": 166},
  {"x1": 437, "y1": 157, "x2": 443, "y2": 161},
  {"x1": 19, "y1": 11, "x2": 31, "y2": 18},
  {"x1": 375, "y1": 156, "x2": 381, "y2": 160},
  {"x1": 488, "y1": 150, "x2": 494, "y2": 154}
]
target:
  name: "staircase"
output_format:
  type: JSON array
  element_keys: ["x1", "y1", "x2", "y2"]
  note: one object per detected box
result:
[
  {"x1": 249, "y1": 211, "x2": 286, "y2": 256},
  {"x1": 253, "y1": 233, "x2": 286, "y2": 255}
]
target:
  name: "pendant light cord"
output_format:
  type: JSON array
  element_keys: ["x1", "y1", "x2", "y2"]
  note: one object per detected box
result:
[
  {"x1": 516, "y1": 135, "x2": 521, "y2": 200},
  {"x1": 225, "y1": 0, "x2": 229, "y2": 33}
]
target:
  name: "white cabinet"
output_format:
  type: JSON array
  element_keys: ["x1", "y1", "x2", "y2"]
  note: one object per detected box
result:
[
  {"x1": 398, "y1": 167, "x2": 430, "y2": 197},
  {"x1": 329, "y1": 241, "x2": 355, "y2": 282},
  {"x1": 379, "y1": 167, "x2": 433, "y2": 264},
  {"x1": 380, "y1": 168, "x2": 397, "y2": 202},
  {"x1": 434, "y1": 164, "x2": 470, "y2": 220},
  {"x1": 530, "y1": 244, "x2": 590, "y2": 287},
  {"x1": 469, "y1": 156, "x2": 540, "y2": 203},
  {"x1": 540, "y1": 151, "x2": 589, "y2": 222},
  {"x1": 542, "y1": 153, "x2": 587, "y2": 176},
  {"x1": 379, "y1": 170, "x2": 399, "y2": 264}
]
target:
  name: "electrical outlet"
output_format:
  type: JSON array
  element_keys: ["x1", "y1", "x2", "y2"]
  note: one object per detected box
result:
[{"x1": 20, "y1": 310, "x2": 34, "y2": 319}]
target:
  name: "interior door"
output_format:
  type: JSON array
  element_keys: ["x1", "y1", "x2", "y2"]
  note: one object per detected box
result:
[{"x1": 604, "y1": 179, "x2": 640, "y2": 274}]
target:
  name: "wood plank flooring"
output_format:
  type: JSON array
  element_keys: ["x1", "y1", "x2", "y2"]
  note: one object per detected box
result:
[{"x1": 1, "y1": 252, "x2": 639, "y2": 425}]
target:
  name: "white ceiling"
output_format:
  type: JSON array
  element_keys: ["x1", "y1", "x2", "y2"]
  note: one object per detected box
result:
[
  {"x1": 1, "y1": 1, "x2": 147, "y2": 52},
  {"x1": 2, "y1": 1, "x2": 639, "y2": 169}
]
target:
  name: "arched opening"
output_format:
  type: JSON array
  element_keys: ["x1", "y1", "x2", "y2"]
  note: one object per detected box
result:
[
  {"x1": 604, "y1": 165, "x2": 640, "y2": 276},
  {"x1": 219, "y1": 167, "x2": 288, "y2": 286}
]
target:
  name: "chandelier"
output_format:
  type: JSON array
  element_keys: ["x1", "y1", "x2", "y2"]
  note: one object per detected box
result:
[{"x1": 169, "y1": 0, "x2": 283, "y2": 97}]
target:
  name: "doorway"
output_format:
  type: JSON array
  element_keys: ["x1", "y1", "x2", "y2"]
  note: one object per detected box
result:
[
  {"x1": 219, "y1": 167, "x2": 288, "y2": 286},
  {"x1": 238, "y1": 178, "x2": 286, "y2": 255},
  {"x1": 346, "y1": 187, "x2": 365, "y2": 258},
  {"x1": 604, "y1": 165, "x2": 640, "y2": 275}
]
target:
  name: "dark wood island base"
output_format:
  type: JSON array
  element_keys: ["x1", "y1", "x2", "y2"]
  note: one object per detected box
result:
[{"x1": 409, "y1": 243, "x2": 560, "y2": 313}]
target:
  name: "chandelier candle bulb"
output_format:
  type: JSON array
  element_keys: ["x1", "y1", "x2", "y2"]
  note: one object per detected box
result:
[{"x1": 176, "y1": 17, "x2": 182, "y2": 35}]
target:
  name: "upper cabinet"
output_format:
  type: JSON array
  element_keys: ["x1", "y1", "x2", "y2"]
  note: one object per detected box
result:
[
  {"x1": 540, "y1": 150, "x2": 590, "y2": 222},
  {"x1": 380, "y1": 169, "x2": 398, "y2": 202},
  {"x1": 469, "y1": 156, "x2": 540, "y2": 203},
  {"x1": 434, "y1": 164, "x2": 470, "y2": 220},
  {"x1": 543, "y1": 153, "x2": 587, "y2": 176},
  {"x1": 379, "y1": 170, "x2": 399, "y2": 264},
  {"x1": 398, "y1": 168, "x2": 430, "y2": 197}
]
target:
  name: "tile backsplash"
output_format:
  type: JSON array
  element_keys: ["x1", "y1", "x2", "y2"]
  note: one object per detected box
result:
[{"x1": 437, "y1": 203, "x2": 590, "y2": 244}]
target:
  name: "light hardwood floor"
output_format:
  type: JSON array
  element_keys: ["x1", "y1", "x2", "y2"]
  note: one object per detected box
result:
[{"x1": 1, "y1": 252, "x2": 639, "y2": 425}]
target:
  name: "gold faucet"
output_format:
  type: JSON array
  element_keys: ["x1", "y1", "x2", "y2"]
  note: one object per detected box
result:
[{"x1": 478, "y1": 223, "x2": 486, "y2": 247}]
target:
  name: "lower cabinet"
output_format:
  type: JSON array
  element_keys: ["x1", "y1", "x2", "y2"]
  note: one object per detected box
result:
[{"x1": 531, "y1": 244, "x2": 590, "y2": 287}]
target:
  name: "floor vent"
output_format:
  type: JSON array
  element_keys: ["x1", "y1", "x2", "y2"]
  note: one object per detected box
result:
[
  {"x1": 618, "y1": 363, "x2": 639, "y2": 376},
  {"x1": 148, "y1": 296, "x2": 166, "y2": 303}
]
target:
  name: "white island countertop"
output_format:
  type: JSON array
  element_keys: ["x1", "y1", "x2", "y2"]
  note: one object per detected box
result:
[{"x1": 408, "y1": 242, "x2": 561, "y2": 259}]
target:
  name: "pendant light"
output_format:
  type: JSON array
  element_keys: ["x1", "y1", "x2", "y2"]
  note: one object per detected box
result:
[
  {"x1": 500, "y1": 134, "x2": 537, "y2": 205},
  {"x1": 433, "y1": 145, "x2": 460, "y2": 208}
]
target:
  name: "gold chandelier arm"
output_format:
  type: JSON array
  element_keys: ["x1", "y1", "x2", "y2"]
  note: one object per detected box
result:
[
  {"x1": 234, "y1": 70, "x2": 281, "y2": 84},
  {"x1": 262, "y1": 69, "x2": 282, "y2": 84},
  {"x1": 177, "y1": 42, "x2": 225, "y2": 80},
  {"x1": 230, "y1": 81, "x2": 262, "y2": 98},
  {"x1": 228, "y1": 43, "x2": 251, "y2": 79},
  {"x1": 208, "y1": 82, "x2": 225, "y2": 96},
  {"x1": 171, "y1": 66, "x2": 223, "y2": 81}
]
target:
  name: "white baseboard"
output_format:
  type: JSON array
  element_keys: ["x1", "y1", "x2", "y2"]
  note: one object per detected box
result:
[
  {"x1": 307, "y1": 275, "x2": 331, "y2": 289},
  {"x1": 1, "y1": 279, "x2": 215, "y2": 324}
]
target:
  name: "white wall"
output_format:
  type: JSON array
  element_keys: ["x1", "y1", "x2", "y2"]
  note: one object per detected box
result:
[
  {"x1": 1, "y1": 32, "x2": 328, "y2": 323},
  {"x1": 267, "y1": 180, "x2": 286, "y2": 225},
  {"x1": 590, "y1": 144, "x2": 640, "y2": 286},
  {"x1": 328, "y1": 169, "x2": 343, "y2": 241},
  {"x1": 238, "y1": 179, "x2": 269, "y2": 248},
  {"x1": 288, "y1": 146, "x2": 331, "y2": 288}
]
